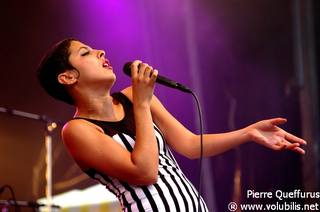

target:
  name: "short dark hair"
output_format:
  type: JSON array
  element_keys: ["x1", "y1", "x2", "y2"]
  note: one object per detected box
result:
[{"x1": 37, "y1": 38, "x2": 78, "y2": 105}]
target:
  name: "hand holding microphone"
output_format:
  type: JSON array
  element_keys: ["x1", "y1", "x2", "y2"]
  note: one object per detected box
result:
[{"x1": 129, "y1": 60, "x2": 158, "y2": 107}]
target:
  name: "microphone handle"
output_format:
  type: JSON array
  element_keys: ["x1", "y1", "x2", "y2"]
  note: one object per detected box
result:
[
  {"x1": 123, "y1": 62, "x2": 192, "y2": 93},
  {"x1": 156, "y1": 75, "x2": 192, "y2": 93}
]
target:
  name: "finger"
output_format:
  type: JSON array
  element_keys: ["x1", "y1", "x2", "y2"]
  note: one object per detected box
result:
[
  {"x1": 269, "y1": 117, "x2": 287, "y2": 126},
  {"x1": 148, "y1": 66, "x2": 154, "y2": 77},
  {"x1": 285, "y1": 132, "x2": 307, "y2": 145},
  {"x1": 279, "y1": 139, "x2": 305, "y2": 154},
  {"x1": 132, "y1": 60, "x2": 142, "y2": 66},
  {"x1": 144, "y1": 66, "x2": 152, "y2": 78},
  {"x1": 292, "y1": 146, "x2": 306, "y2": 155},
  {"x1": 131, "y1": 60, "x2": 142, "y2": 78},
  {"x1": 138, "y1": 63, "x2": 148, "y2": 77},
  {"x1": 150, "y1": 69, "x2": 158, "y2": 82},
  {"x1": 284, "y1": 142, "x2": 300, "y2": 150}
]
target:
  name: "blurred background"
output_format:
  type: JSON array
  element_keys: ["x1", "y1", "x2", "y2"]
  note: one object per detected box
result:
[{"x1": 0, "y1": 0, "x2": 319, "y2": 211}]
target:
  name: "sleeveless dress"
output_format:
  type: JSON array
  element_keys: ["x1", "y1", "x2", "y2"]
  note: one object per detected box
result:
[{"x1": 74, "y1": 92, "x2": 208, "y2": 212}]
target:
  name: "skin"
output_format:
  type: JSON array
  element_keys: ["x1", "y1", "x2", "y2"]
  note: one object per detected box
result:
[{"x1": 58, "y1": 40, "x2": 307, "y2": 186}]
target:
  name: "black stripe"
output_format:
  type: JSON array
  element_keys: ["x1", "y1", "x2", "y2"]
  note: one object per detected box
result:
[
  {"x1": 172, "y1": 170, "x2": 196, "y2": 211},
  {"x1": 141, "y1": 186, "x2": 158, "y2": 212},
  {"x1": 154, "y1": 184, "x2": 170, "y2": 211},
  {"x1": 155, "y1": 126, "x2": 195, "y2": 211},
  {"x1": 103, "y1": 178, "x2": 119, "y2": 197},
  {"x1": 159, "y1": 175, "x2": 180, "y2": 211},
  {"x1": 160, "y1": 155, "x2": 195, "y2": 211},
  {"x1": 91, "y1": 172, "x2": 119, "y2": 196},
  {"x1": 154, "y1": 127, "x2": 179, "y2": 167},
  {"x1": 95, "y1": 173, "x2": 130, "y2": 210},
  {"x1": 167, "y1": 148, "x2": 179, "y2": 165},
  {"x1": 171, "y1": 167, "x2": 196, "y2": 211},
  {"x1": 121, "y1": 193, "x2": 132, "y2": 212},
  {"x1": 154, "y1": 129, "x2": 178, "y2": 169},
  {"x1": 156, "y1": 138, "x2": 160, "y2": 152},
  {"x1": 110, "y1": 188, "x2": 130, "y2": 211},
  {"x1": 121, "y1": 181, "x2": 145, "y2": 211},
  {"x1": 104, "y1": 178, "x2": 130, "y2": 209},
  {"x1": 162, "y1": 163, "x2": 189, "y2": 212},
  {"x1": 197, "y1": 196, "x2": 206, "y2": 212},
  {"x1": 201, "y1": 197, "x2": 208, "y2": 212},
  {"x1": 170, "y1": 175, "x2": 189, "y2": 212},
  {"x1": 162, "y1": 154, "x2": 179, "y2": 171},
  {"x1": 154, "y1": 126, "x2": 166, "y2": 153},
  {"x1": 119, "y1": 133, "x2": 133, "y2": 151},
  {"x1": 180, "y1": 173, "x2": 203, "y2": 211}
]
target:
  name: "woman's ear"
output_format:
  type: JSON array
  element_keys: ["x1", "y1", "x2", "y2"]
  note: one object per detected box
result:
[{"x1": 58, "y1": 70, "x2": 78, "y2": 85}]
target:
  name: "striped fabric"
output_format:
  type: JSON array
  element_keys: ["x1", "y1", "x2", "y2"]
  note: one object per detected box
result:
[{"x1": 77, "y1": 92, "x2": 208, "y2": 212}]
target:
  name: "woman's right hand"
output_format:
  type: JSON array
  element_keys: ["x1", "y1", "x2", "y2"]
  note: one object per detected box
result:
[{"x1": 130, "y1": 60, "x2": 158, "y2": 107}]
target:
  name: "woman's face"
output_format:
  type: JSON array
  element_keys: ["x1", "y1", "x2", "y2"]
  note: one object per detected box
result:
[{"x1": 68, "y1": 40, "x2": 116, "y2": 87}]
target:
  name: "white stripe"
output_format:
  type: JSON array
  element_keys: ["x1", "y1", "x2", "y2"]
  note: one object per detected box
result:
[
  {"x1": 140, "y1": 198, "x2": 153, "y2": 211},
  {"x1": 148, "y1": 189, "x2": 166, "y2": 211},
  {"x1": 123, "y1": 134, "x2": 135, "y2": 147},
  {"x1": 112, "y1": 134, "x2": 127, "y2": 149},
  {"x1": 156, "y1": 180, "x2": 177, "y2": 212},
  {"x1": 167, "y1": 148, "x2": 180, "y2": 167},
  {"x1": 179, "y1": 174, "x2": 201, "y2": 210},
  {"x1": 129, "y1": 202, "x2": 139, "y2": 211},
  {"x1": 175, "y1": 176, "x2": 195, "y2": 210},
  {"x1": 160, "y1": 171, "x2": 186, "y2": 211},
  {"x1": 154, "y1": 127, "x2": 165, "y2": 153},
  {"x1": 159, "y1": 169, "x2": 192, "y2": 210},
  {"x1": 113, "y1": 181, "x2": 135, "y2": 205}
]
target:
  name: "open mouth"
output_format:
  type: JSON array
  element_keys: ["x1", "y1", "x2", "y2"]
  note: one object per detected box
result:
[{"x1": 102, "y1": 60, "x2": 112, "y2": 69}]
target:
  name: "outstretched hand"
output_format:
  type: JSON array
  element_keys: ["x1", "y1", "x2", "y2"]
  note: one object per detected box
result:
[{"x1": 246, "y1": 118, "x2": 307, "y2": 154}]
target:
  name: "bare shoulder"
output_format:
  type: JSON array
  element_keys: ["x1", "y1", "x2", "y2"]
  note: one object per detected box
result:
[
  {"x1": 62, "y1": 119, "x2": 104, "y2": 144},
  {"x1": 63, "y1": 119, "x2": 104, "y2": 132},
  {"x1": 60, "y1": 119, "x2": 108, "y2": 168}
]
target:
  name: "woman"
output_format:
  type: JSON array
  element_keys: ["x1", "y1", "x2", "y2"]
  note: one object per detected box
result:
[{"x1": 37, "y1": 38, "x2": 306, "y2": 212}]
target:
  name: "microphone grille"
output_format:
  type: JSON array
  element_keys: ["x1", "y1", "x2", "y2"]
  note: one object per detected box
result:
[{"x1": 123, "y1": 62, "x2": 132, "y2": 76}]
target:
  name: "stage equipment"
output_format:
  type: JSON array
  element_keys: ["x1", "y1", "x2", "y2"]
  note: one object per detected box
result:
[{"x1": 0, "y1": 107, "x2": 58, "y2": 212}]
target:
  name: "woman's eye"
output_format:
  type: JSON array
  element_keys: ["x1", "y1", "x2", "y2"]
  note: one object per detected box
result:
[{"x1": 81, "y1": 51, "x2": 90, "y2": 56}]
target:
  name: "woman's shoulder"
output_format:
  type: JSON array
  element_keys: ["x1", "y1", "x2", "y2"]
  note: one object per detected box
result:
[{"x1": 62, "y1": 119, "x2": 105, "y2": 141}]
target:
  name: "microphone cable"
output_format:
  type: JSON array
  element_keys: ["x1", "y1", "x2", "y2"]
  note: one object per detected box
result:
[{"x1": 190, "y1": 91, "x2": 204, "y2": 212}]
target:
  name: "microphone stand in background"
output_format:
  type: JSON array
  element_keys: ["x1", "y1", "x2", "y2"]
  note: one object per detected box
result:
[{"x1": 0, "y1": 106, "x2": 59, "y2": 212}]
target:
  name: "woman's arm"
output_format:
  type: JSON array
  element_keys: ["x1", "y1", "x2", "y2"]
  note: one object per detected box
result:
[
  {"x1": 122, "y1": 87, "x2": 307, "y2": 159},
  {"x1": 62, "y1": 119, "x2": 158, "y2": 185}
]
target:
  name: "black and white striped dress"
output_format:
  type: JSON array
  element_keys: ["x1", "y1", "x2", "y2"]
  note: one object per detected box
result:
[{"x1": 76, "y1": 92, "x2": 208, "y2": 212}]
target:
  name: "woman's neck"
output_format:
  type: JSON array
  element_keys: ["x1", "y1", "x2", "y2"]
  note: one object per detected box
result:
[{"x1": 74, "y1": 93, "x2": 124, "y2": 122}]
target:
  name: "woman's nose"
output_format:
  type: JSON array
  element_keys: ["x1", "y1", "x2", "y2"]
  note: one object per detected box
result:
[{"x1": 97, "y1": 50, "x2": 105, "y2": 58}]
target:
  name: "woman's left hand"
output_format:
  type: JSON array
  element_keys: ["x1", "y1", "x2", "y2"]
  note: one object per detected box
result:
[{"x1": 245, "y1": 118, "x2": 307, "y2": 154}]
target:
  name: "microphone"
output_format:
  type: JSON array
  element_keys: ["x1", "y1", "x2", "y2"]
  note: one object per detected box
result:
[{"x1": 123, "y1": 62, "x2": 192, "y2": 93}]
